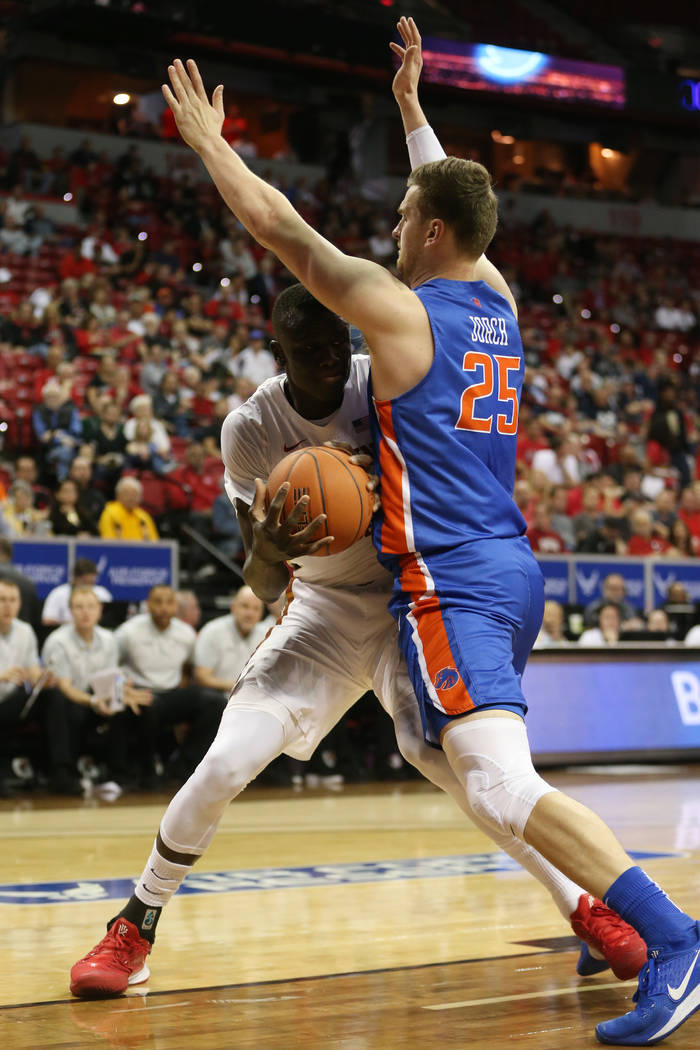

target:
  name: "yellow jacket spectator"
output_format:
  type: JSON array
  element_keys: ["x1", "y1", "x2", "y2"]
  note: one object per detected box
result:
[{"x1": 98, "y1": 477, "x2": 159, "y2": 540}]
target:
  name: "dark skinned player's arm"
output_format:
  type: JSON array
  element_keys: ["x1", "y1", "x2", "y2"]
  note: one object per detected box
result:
[{"x1": 235, "y1": 498, "x2": 291, "y2": 605}]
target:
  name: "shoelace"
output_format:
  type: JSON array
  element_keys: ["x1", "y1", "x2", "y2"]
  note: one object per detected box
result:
[
  {"x1": 83, "y1": 926, "x2": 138, "y2": 970},
  {"x1": 589, "y1": 900, "x2": 632, "y2": 936},
  {"x1": 632, "y1": 957, "x2": 657, "y2": 1004}
]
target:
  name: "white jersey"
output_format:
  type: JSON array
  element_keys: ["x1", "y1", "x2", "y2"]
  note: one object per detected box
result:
[{"x1": 220, "y1": 355, "x2": 391, "y2": 589}]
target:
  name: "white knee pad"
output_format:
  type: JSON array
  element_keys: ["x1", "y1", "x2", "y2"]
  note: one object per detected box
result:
[{"x1": 442, "y1": 715, "x2": 555, "y2": 840}]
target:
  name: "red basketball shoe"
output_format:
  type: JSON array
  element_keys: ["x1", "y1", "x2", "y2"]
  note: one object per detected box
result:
[
  {"x1": 570, "y1": 893, "x2": 647, "y2": 980},
  {"x1": 70, "y1": 918, "x2": 151, "y2": 998}
]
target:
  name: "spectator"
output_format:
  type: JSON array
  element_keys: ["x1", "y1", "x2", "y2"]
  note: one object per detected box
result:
[
  {"x1": 115, "y1": 584, "x2": 225, "y2": 782},
  {"x1": 533, "y1": 600, "x2": 569, "y2": 648},
  {"x1": 647, "y1": 381, "x2": 691, "y2": 488},
  {"x1": 67, "y1": 457, "x2": 106, "y2": 524},
  {"x1": 549, "y1": 486, "x2": 575, "y2": 550},
  {"x1": 193, "y1": 586, "x2": 268, "y2": 695},
  {"x1": 98, "y1": 477, "x2": 159, "y2": 540},
  {"x1": 48, "y1": 479, "x2": 98, "y2": 537},
  {"x1": 13, "y1": 457, "x2": 51, "y2": 510},
  {"x1": 42, "y1": 558, "x2": 113, "y2": 626},
  {"x1": 0, "y1": 538, "x2": 40, "y2": 627},
  {"x1": 577, "y1": 514, "x2": 627, "y2": 555},
  {"x1": 85, "y1": 355, "x2": 126, "y2": 414},
  {"x1": 584, "y1": 573, "x2": 638, "y2": 627},
  {"x1": 2, "y1": 481, "x2": 48, "y2": 537},
  {"x1": 210, "y1": 478, "x2": 244, "y2": 561},
  {"x1": 526, "y1": 502, "x2": 566, "y2": 554},
  {"x1": 124, "y1": 419, "x2": 174, "y2": 476},
  {"x1": 578, "y1": 603, "x2": 622, "y2": 646},
  {"x1": 626, "y1": 508, "x2": 670, "y2": 556},
  {"x1": 175, "y1": 590, "x2": 201, "y2": 630},
  {"x1": 573, "y1": 482, "x2": 602, "y2": 550},
  {"x1": 83, "y1": 398, "x2": 127, "y2": 487},
  {"x1": 153, "y1": 370, "x2": 189, "y2": 436},
  {"x1": 41, "y1": 587, "x2": 151, "y2": 791},
  {"x1": 229, "y1": 329, "x2": 278, "y2": 387},
  {"x1": 667, "y1": 518, "x2": 695, "y2": 558},
  {"x1": 645, "y1": 608, "x2": 670, "y2": 636},
  {"x1": 123, "y1": 394, "x2": 171, "y2": 458},
  {"x1": 684, "y1": 621, "x2": 700, "y2": 646},
  {"x1": 0, "y1": 579, "x2": 79, "y2": 794},
  {"x1": 31, "y1": 381, "x2": 83, "y2": 481}
]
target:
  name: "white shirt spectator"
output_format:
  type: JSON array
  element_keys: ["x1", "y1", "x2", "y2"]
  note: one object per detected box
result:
[
  {"x1": 42, "y1": 623, "x2": 118, "y2": 692},
  {"x1": 123, "y1": 416, "x2": 171, "y2": 456},
  {"x1": 42, "y1": 582, "x2": 113, "y2": 626},
  {"x1": 684, "y1": 625, "x2": 700, "y2": 646},
  {"x1": 230, "y1": 346, "x2": 278, "y2": 387},
  {"x1": 578, "y1": 627, "x2": 611, "y2": 646},
  {"x1": 115, "y1": 612, "x2": 195, "y2": 690},
  {"x1": 0, "y1": 619, "x2": 38, "y2": 699},
  {"x1": 531, "y1": 447, "x2": 581, "y2": 486},
  {"x1": 194, "y1": 614, "x2": 269, "y2": 685}
]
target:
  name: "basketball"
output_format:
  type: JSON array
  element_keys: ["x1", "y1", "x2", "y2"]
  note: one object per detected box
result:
[{"x1": 265, "y1": 445, "x2": 374, "y2": 556}]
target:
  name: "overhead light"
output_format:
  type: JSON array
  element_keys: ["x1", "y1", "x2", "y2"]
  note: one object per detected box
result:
[
  {"x1": 601, "y1": 147, "x2": 616, "y2": 158},
  {"x1": 512, "y1": 154, "x2": 525, "y2": 164},
  {"x1": 113, "y1": 93, "x2": 131, "y2": 106}
]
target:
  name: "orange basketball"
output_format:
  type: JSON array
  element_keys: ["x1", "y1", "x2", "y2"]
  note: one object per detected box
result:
[{"x1": 265, "y1": 445, "x2": 374, "y2": 556}]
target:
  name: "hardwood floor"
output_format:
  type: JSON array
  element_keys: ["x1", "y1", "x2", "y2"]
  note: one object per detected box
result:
[{"x1": 1, "y1": 766, "x2": 699, "y2": 1048}]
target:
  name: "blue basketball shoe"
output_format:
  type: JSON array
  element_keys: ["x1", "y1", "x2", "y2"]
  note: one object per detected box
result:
[{"x1": 596, "y1": 930, "x2": 700, "y2": 1045}]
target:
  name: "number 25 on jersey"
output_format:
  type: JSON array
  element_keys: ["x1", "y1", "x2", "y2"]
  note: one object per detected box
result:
[{"x1": 456, "y1": 351, "x2": 520, "y2": 436}]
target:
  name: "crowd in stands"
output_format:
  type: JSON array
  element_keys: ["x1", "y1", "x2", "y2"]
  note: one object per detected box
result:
[{"x1": 0, "y1": 131, "x2": 699, "y2": 792}]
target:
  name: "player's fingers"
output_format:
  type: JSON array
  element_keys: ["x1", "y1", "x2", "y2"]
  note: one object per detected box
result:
[
  {"x1": 171, "y1": 59, "x2": 195, "y2": 104},
  {"x1": 250, "y1": 478, "x2": 267, "y2": 518},
  {"x1": 397, "y1": 17, "x2": 410, "y2": 45},
  {"x1": 212, "y1": 84, "x2": 225, "y2": 119},
  {"x1": 186, "y1": 58, "x2": 208, "y2": 101},
  {"x1": 304, "y1": 535, "x2": 335, "y2": 555},
  {"x1": 292, "y1": 513, "x2": 326, "y2": 543},
  {"x1": 161, "y1": 84, "x2": 180, "y2": 113},
  {"x1": 350, "y1": 453, "x2": 372, "y2": 468},
  {"x1": 324, "y1": 439, "x2": 353, "y2": 454},
  {"x1": 389, "y1": 42, "x2": 406, "y2": 58},
  {"x1": 265, "y1": 481, "x2": 289, "y2": 525},
  {"x1": 285, "y1": 494, "x2": 311, "y2": 528},
  {"x1": 407, "y1": 16, "x2": 421, "y2": 46}
]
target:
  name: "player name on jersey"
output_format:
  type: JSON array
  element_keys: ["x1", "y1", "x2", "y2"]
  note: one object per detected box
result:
[{"x1": 470, "y1": 314, "x2": 509, "y2": 345}]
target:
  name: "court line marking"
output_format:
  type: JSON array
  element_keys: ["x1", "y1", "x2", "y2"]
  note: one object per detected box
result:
[
  {"x1": 423, "y1": 979, "x2": 634, "y2": 1010},
  {"x1": 0, "y1": 947, "x2": 573, "y2": 1011}
]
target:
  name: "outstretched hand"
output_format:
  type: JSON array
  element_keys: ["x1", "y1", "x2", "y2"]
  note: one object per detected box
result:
[
  {"x1": 246, "y1": 477, "x2": 334, "y2": 561},
  {"x1": 162, "y1": 58, "x2": 224, "y2": 153},
  {"x1": 390, "y1": 16, "x2": 423, "y2": 99}
]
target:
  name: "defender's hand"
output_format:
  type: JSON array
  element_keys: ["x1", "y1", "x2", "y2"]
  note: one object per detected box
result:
[
  {"x1": 248, "y1": 478, "x2": 333, "y2": 561},
  {"x1": 390, "y1": 16, "x2": 423, "y2": 99},
  {"x1": 163, "y1": 58, "x2": 225, "y2": 153}
]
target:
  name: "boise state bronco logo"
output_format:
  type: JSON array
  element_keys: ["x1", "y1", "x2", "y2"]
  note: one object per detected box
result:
[{"x1": 434, "y1": 667, "x2": 460, "y2": 690}]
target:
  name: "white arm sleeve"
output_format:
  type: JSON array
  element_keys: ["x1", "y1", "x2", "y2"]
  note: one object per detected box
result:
[{"x1": 406, "y1": 125, "x2": 447, "y2": 171}]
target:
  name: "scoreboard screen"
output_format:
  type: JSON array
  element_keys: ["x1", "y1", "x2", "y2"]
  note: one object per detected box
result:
[{"x1": 419, "y1": 38, "x2": 626, "y2": 109}]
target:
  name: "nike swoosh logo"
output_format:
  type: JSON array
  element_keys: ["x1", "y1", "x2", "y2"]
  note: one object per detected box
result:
[
  {"x1": 283, "y1": 440, "x2": 305, "y2": 453},
  {"x1": 668, "y1": 948, "x2": 700, "y2": 1001}
]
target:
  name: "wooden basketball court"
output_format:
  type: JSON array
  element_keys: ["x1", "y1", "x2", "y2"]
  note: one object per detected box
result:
[{"x1": 2, "y1": 765, "x2": 700, "y2": 1049}]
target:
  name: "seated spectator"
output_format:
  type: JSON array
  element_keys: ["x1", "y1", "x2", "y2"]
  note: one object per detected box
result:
[
  {"x1": 42, "y1": 558, "x2": 113, "y2": 626},
  {"x1": 533, "y1": 600, "x2": 569, "y2": 648},
  {"x1": 115, "y1": 584, "x2": 226, "y2": 782},
  {"x1": 48, "y1": 479, "x2": 98, "y2": 537},
  {"x1": 194, "y1": 586, "x2": 268, "y2": 696},
  {"x1": 41, "y1": 587, "x2": 151, "y2": 791},
  {"x1": 626, "y1": 508, "x2": 670, "y2": 556},
  {"x1": 578, "y1": 603, "x2": 622, "y2": 646},
  {"x1": 0, "y1": 579, "x2": 79, "y2": 794},
  {"x1": 13, "y1": 456, "x2": 51, "y2": 510},
  {"x1": 98, "y1": 477, "x2": 159, "y2": 540},
  {"x1": 176, "y1": 590, "x2": 201, "y2": 630},
  {"x1": 210, "y1": 479, "x2": 244, "y2": 561},
  {"x1": 67, "y1": 457, "x2": 106, "y2": 524},
  {"x1": 549, "y1": 486, "x2": 575, "y2": 550},
  {"x1": 2, "y1": 481, "x2": 48, "y2": 537},
  {"x1": 572, "y1": 482, "x2": 602, "y2": 550},
  {"x1": 83, "y1": 398, "x2": 127, "y2": 488},
  {"x1": 124, "y1": 419, "x2": 174, "y2": 476},
  {"x1": 153, "y1": 370, "x2": 189, "y2": 436},
  {"x1": 32, "y1": 381, "x2": 82, "y2": 481},
  {"x1": 171, "y1": 442, "x2": 221, "y2": 514},
  {"x1": 0, "y1": 538, "x2": 40, "y2": 627},
  {"x1": 139, "y1": 343, "x2": 168, "y2": 398},
  {"x1": 123, "y1": 394, "x2": 171, "y2": 458},
  {"x1": 85, "y1": 354, "x2": 127, "y2": 414},
  {"x1": 667, "y1": 518, "x2": 695, "y2": 558},
  {"x1": 584, "y1": 573, "x2": 638, "y2": 627},
  {"x1": 684, "y1": 621, "x2": 700, "y2": 646},
  {"x1": 229, "y1": 329, "x2": 277, "y2": 387},
  {"x1": 577, "y1": 514, "x2": 627, "y2": 555},
  {"x1": 645, "y1": 608, "x2": 671, "y2": 636},
  {"x1": 526, "y1": 502, "x2": 566, "y2": 554}
]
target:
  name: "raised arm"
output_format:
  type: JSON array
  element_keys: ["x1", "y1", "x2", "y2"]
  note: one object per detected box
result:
[
  {"x1": 162, "y1": 61, "x2": 421, "y2": 354},
  {"x1": 391, "y1": 17, "x2": 517, "y2": 319}
]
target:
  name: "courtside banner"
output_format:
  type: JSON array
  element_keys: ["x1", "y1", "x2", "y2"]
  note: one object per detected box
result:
[
  {"x1": 11, "y1": 539, "x2": 69, "y2": 597},
  {"x1": 75, "y1": 540, "x2": 175, "y2": 600},
  {"x1": 572, "y1": 557, "x2": 645, "y2": 609},
  {"x1": 524, "y1": 652, "x2": 700, "y2": 760},
  {"x1": 537, "y1": 557, "x2": 569, "y2": 602}
]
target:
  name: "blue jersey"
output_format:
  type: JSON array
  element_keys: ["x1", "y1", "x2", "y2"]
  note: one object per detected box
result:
[{"x1": 370, "y1": 278, "x2": 526, "y2": 564}]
